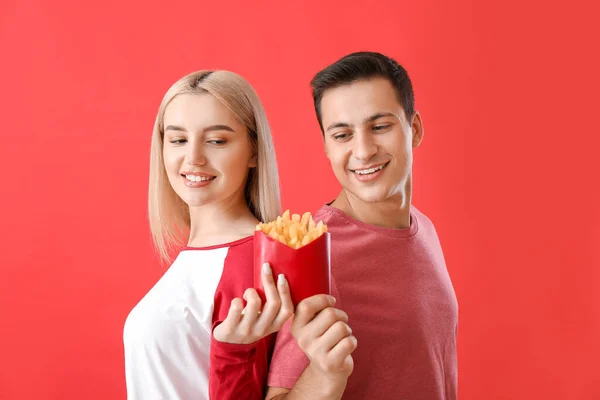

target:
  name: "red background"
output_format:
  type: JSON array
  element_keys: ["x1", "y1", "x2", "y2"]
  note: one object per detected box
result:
[{"x1": 1, "y1": 1, "x2": 598, "y2": 399}]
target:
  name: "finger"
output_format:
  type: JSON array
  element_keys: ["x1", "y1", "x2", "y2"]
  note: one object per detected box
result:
[
  {"x1": 218, "y1": 298, "x2": 244, "y2": 333},
  {"x1": 256, "y1": 263, "x2": 281, "y2": 326},
  {"x1": 327, "y1": 335, "x2": 358, "y2": 370},
  {"x1": 315, "y1": 320, "x2": 353, "y2": 354},
  {"x1": 238, "y1": 288, "x2": 262, "y2": 333},
  {"x1": 292, "y1": 307, "x2": 348, "y2": 352},
  {"x1": 303, "y1": 307, "x2": 349, "y2": 340},
  {"x1": 292, "y1": 294, "x2": 337, "y2": 331},
  {"x1": 272, "y1": 274, "x2": 294, "y2": 328}
]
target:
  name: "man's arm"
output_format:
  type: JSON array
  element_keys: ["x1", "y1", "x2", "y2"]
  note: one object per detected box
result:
[
  {"x1": 266, "y1": 362, "x2": 351, "y2": 400},
  {"x1": 265, "y1": 295, "x2": 357, "y2": 400}
]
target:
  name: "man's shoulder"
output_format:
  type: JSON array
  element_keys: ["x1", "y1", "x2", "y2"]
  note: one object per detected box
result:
[
  {"x1": 411, "y1": 205, "x2": 437, "y2": 231},
  {"x1": 313, "y1": 205, "x2": 335, "y2": 224},
  {"x1": 410, "y1": 204, "x2": 427, "y2": 219}
]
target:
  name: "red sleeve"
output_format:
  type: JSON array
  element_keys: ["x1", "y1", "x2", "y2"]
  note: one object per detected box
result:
[
  {"x1": 267, "y1": 318, "x2": 310, "y2": 389},
  {"x1": 268, "y1": 274, "x2": 344, "y2": 389},
  {"x1": 209, "y1": 239, "x2": 276, "y2": 400},
  {"x1": 210, "y1": 325, "x2": 273, "y2": 399}
]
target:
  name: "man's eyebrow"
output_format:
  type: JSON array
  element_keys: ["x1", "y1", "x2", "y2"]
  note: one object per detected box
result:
[
  {"x1": 326, "y1": 121, "x2": 352, "y2": 132},
  {"x1": 363, "y1": 112, "x2": 396, "y2": 124},
  {"x1": 326, "y1": 112, "x2": 397, "y2": 132}
]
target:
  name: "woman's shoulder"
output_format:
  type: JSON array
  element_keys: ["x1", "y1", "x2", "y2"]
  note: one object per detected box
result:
[{"x1": 182, "y1": 235, "x2": 254, "y2": 252}]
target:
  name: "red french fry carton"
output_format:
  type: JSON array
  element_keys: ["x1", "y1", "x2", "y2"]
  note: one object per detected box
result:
[{"x1": 254, "y1": 230, "x2": 331, "y2": 306}]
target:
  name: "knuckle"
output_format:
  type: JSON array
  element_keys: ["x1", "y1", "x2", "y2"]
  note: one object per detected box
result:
[
  {"x1": 316, "y1": 293, "x2": 329, "y2": 303},
  {"x1": 251, "y1": 326, "x2": 266, "y2": 338},
  {"x1": 341, "y1": 335, "x2": 357, "y2": 353},
  {"x1": 247, "y1": 296, "x2": 261, "y2": 308},
  {"x1": 296, "y1": 334, "x2": 309, "y2": 351},
  {"x1": 281, "y1": 308, "x2": 293, "y2": 320},
  {"x1": 337, "y1": 309, "x2": 348, "y2": 322},
  {"x1": 238, "y1": 325, "x2": 250, "y2": 336},
  {"x1": 297, "y1": 337, "x2": 306, "y2": 350},
  {"x1": 296, "y1": 302, "x2": 309, "y2": 316},
  {"x1": 333, "y1": 321, "x2": 349, "y2": 336},
  {"x1": 270, "y1": 298, "x2": 282, "y2": 309},
  {"x1": 325, "y1": 353, "x2": 344, "y2": 370},
  {"x1": 339, "y1": 335, "x2": 352, "y2": 349},
  {"x1": 319, "y1": 358, "x2": 334, "y2": 374},
  {"x1": 349, "y1": 336, "x2": 358, "y2": 351},
  {"x1": 324, "y1": 307, "x2": 338, "y2": 323},
  {"x1": 230, "y1": 298, "x2": 242, "y2": 310}
]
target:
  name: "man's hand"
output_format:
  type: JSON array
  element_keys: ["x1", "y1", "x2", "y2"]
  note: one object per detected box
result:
[
  {"x1": 214, "y1": 263, "x2": 293, "y2": 344},
  {"x1": 292, "y1": 294, "x2": 357, "y2": 379}
]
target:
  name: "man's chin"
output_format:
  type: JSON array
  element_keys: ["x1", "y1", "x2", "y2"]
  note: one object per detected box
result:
[{"x1": 344, "y1": 186, "x2": 397, "y2": 204}]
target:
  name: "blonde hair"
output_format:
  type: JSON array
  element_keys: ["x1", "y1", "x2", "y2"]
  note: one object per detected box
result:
[{"x1": 148, "y1": 70, "x2": 281, "y2": 264}]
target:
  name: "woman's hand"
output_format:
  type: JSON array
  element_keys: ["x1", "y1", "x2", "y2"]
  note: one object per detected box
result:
[{"x1": 213, "y1": 263, "x2": 294, "y2": 344}]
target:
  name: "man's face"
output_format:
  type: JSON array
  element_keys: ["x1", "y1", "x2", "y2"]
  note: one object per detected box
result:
[{"x1": 320, "y1": 77, "x2": 423, "y2": 205}]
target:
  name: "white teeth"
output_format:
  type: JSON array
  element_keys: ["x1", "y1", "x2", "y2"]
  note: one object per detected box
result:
[
  {"x1": 354, "y1": 164, "x2": 386, "y2": 175},
  {"x1": 185, "y1": 174, "x2": 213, "y2": 182}
]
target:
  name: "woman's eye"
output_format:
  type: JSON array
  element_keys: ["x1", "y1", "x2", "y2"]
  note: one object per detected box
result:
[
  {"x1": 169, "y1": 139, "x2": 187, "y2": 144},
  {"x1": 207, "y1": 140, "x2": 227, "y2": 145}
]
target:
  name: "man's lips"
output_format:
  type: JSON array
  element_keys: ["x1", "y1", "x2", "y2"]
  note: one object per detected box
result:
[{"x1": 350, "y1": 161, "x2": 390, "y2": 174}]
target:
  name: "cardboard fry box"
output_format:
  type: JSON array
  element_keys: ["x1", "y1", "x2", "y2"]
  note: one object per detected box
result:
[{"x1": 254, "y1": 230, "x2": 331, "y2": 306}]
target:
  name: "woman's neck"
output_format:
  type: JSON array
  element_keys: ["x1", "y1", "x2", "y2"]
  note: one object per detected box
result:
[{"x1": 187, "y1": 197, "x2": 258, "y2": 248}]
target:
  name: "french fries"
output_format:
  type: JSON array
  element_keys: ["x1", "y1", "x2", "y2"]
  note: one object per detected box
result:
[{"x1": 256, "y1": 210, "x2": 327, "y2": 249}]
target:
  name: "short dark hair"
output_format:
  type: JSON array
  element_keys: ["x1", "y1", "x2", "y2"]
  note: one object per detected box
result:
[{"x1": 311, "y1": 51, "x2": 415, "y2": 133}]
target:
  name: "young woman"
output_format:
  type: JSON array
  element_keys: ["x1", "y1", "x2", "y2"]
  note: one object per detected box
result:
[{"x1": 123, "y1": 70, "x2": 293, "y2": 399}]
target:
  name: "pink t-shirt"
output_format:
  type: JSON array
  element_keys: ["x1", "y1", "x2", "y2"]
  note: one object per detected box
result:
[{"x1": 267, "y1": 205, "x2": 459, "y2": 399}]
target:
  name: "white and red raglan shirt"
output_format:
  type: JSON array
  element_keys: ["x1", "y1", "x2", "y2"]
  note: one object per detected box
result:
[{"x1": 123, "y1": 236, "x2": 276, "y2": 400}]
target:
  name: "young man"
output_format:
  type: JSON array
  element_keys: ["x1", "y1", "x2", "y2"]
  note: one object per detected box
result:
[{"x1": 265, "y1": 52, "x2": 458, "y2": 399}]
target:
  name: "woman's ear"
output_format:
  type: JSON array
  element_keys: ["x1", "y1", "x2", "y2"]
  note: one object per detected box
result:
[{"x1": 248, "y1": 154, "x2": 258, "y2": 168}]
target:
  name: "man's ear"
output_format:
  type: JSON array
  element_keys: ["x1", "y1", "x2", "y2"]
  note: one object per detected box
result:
[{"x1": 411, "y1": 111, "x2": 424, "y2": 148}]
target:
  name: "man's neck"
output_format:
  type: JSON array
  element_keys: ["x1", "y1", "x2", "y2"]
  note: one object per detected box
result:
[{"x1": 330, "y1": 183, "x2": 412, "y2": 230}]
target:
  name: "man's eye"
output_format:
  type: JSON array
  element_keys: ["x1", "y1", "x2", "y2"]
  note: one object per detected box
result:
[
  {"x1": 333, "y1": 133, "x2": 351, "y2": 141},
  {"x1": 374, "y1": 124, "x2": 391, "y2": 131}
]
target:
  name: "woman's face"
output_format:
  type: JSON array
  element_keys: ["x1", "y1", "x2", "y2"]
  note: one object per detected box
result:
[{"x1": 162, "y1": 93, "x2": 256, "y2": 209}]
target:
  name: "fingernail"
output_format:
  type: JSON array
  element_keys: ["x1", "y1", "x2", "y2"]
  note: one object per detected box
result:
[
  {"x1": 278, "y1": 274, "x2": 286, "y2": 286},
  {"x1": 263, "y1": 263, "x2": 272, "y2": 275},
  {"x1": 329, "y1": 296, "x2": 336, "y2": 305}
]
